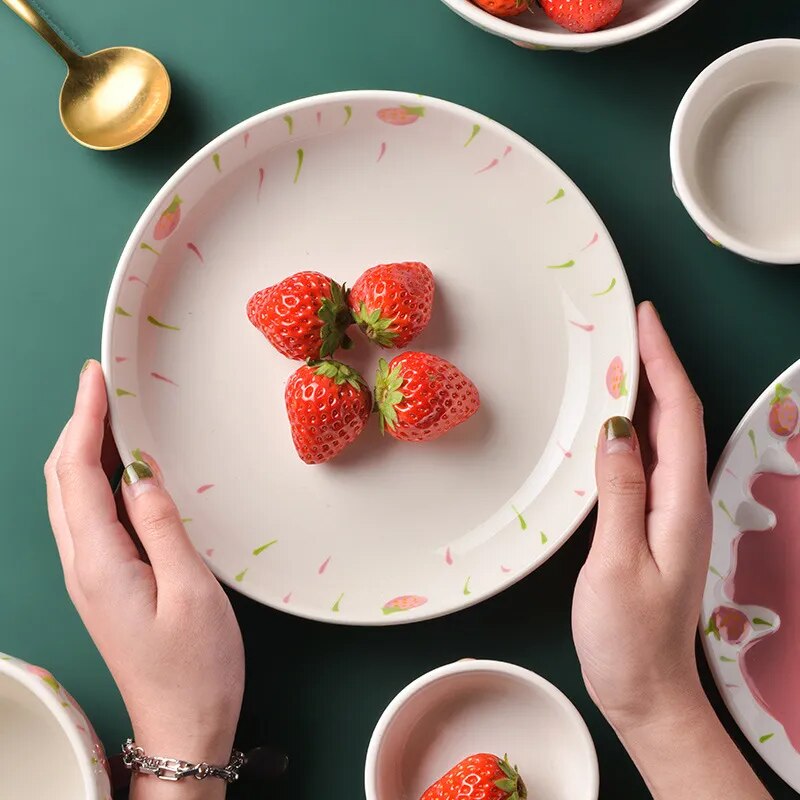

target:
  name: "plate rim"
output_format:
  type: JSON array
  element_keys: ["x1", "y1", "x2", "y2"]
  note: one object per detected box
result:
[
  {"x1": 101, "y1": 89, "x2": 639, "y2": 625},
  {"x1": 704, "y1": 355, "x2": 800, "y2": 789}
]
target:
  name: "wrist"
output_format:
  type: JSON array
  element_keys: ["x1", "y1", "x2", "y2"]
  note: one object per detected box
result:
[{"x1": 130, "y1": 724, "x2": 238, "y2": 772}]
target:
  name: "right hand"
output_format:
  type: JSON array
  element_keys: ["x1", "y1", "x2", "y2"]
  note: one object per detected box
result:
[{"x1": 44, "y1": 360, "x2": 244, "y2": 799}]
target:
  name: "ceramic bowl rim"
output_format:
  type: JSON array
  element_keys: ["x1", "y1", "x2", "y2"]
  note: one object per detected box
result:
[
  {"x1": 439, "y1": 0, "x2": 701, "y2": 50},
  {"x1": 0, "y1": 656, "x2": 100, "y2": 800},
  {"x1": 670, "y1": 38, "x2": 800, "y2": 265},
  {"x1": 364, "y1": 658, "x2": 600, "y2": 800}
]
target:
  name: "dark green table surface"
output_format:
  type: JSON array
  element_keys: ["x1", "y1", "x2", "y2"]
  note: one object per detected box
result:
[{"x1": 2, "y1": 1, "x2": 800, "y2": 797}]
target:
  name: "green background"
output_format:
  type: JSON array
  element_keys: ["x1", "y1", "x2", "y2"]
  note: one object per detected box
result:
[{"x1": 2, "y1": 1, "x2": 800, "y2": 797}]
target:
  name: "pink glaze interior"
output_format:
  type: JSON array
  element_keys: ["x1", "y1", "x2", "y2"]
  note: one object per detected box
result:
[{"x1": 725, "y1": 434, "x2": 800, "y2": 752}]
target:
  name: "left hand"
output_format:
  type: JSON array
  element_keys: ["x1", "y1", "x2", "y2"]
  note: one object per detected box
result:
[{"x1": 44, "y1": 360, "x2": 245, "y2": 799}]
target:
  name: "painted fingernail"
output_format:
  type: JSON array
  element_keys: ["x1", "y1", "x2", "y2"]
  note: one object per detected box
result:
[
  {"x1": 80, "y1": 359, "x2": 91, "y2": 374},
  {"x1": 122, "y1": 461, "x2": 158, "y2": 496},
  {"x1": 604, "y1": 416, "x2": 634, "y2": 454}
]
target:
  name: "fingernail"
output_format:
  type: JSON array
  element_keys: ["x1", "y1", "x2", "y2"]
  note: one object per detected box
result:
[
  {"x1": 646, "y1": 300, "x2": 661, "y2": 320},
  {"x1": 122, "y1": 461, "x2": 158, "y2": 496},
  {"x1": 604, "y1": 416, "x2": 634, "y2": 454},
  {"x1": 80, "y1": 359, "x2": 92, "y2": 375}
]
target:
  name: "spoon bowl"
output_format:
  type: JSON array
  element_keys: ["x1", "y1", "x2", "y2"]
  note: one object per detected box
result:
[{"x1": 59, "y1": 47, "x2": 171, "y2": 150}]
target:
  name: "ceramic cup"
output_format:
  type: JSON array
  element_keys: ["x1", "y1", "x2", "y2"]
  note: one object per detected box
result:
[
  {"x1": 671, "y1": 39, "x2": 800, "y2": 264},
  {"x1": 365, "y1": 659, "x2": 599, "y2": 800},
  {"x1": 0, "y1": 653, "x2": 112, "y2": 800},
  {"x1": 439, "y1": 0, "x2": 700, "y2": 52}
]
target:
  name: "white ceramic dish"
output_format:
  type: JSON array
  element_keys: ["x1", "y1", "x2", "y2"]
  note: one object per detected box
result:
[
  {"x1": 703, "y1": 358, "x2": 800, "y2": 791},
  {"x1": 440, "y1": 0, "x2": 700, "y2": 52},
  {"x1": 103, "y1": 89, "x2": 637, "y2": 625},
  {"x1": 0, "y1": 653, "x2": 111, "y2": 800},
  {"x1": 671, "y1": 39, "x2": 800, "y2": 264},
  {"x1": 365, "y1": 659, "x2": 599, "y2": 800}
]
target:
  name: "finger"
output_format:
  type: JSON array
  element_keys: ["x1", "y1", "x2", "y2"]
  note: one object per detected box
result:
[
  {"x1": 101, "y1": 417, "x2": 123, "y2": 487},
  {"x1": 45, "y1": 421, "x2": 75, "y2": 575},
  {"x1": 58, "y1": 361, "x2": 140, "y2": 567},
  {"x1": 591, "y1": 416, "x2": 651, "y2": 569},
  {"x1": 638, "y1": 302, "x2": 707, "y2": 497},
  {"x1": 120, "y1": 459, "x2": 207, "y2": 589}
]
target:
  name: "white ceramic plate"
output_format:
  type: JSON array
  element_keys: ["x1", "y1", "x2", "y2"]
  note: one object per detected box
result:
[
  {"x1": 703, "y1": 358, "x2": 800, "y2": 790},
  {"x1": 103, "y1": 90, "x2": 637, "y2": 625}
]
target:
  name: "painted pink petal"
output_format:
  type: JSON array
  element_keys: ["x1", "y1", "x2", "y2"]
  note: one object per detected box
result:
[
  {"x1": 244, "y1": 132, "x2": 250, "y2": 148},
  {"x1": 128, "y1": 276, "x2": 149, "y2": 286},
  {"x1": 476, "y1": 158, "x2": 499, "y2": 175},
  {"x1": 725, "y1": 683, "x2": 740, "y2": 689},
  {"x1": 725, "y1": 468, "x2": 738, "y2": 479},
  {"x1": 574, "y1": 489, "x2": 586, "y2": 497},
  {"x1": 283, "y1": 592, "x2": 292, "y2": 604},
  {"x1": 76, "y1": 725, "x2": 86, "y2": 733},
  {"x1": 316, "y1": 111, "x2": 322, "y2": 126},
  {"x1": 558, "y1": 443, "x2": 573, "y2": 458},
  {"x1": 581, "y1": 232, "x2": 600, "y2": 251},
  {"x1": 503, "y1": 146, "x2": 512, "y2": 158},
  {"x1": 196, "y1": 484, "x2": 215, "y2": 494},
  {"x1": 445, "y1": 547, "x2": 453, "y2": 565},
  {"x1": 501, "y1": 565, "x2": 512, "y2": 573},
  {"x1": 257, "y1": 167, "x2": 265, "y2": 201},
  {"x1": 151, "y1": 372, "x2": 179, "y2": 387},
  {"x1": 115, "y1": 356, "x2": 128, "y2": 363},
  {"x1": 186, "y1": 242, "x2": 204, "y2": 263},
  {"x1": 205, "y1": 548, "x2": 214, "y2": 557},
  {"x1": 569, "y1": 320, "x2": 595, "y2": 332},
  {"x1": 377, "y1": 141, "x2": 387, "y2": 163},
  {"x1": 318, "y1": 556, "x2": 331, "y2": 575}
]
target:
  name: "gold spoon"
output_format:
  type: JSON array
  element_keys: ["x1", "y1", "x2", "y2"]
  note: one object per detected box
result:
[{"x1": 3, "y1": 0, "x2": 171, "y2": 150}]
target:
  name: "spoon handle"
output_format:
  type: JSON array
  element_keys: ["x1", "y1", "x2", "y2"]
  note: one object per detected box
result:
[{"x1": 2, "y1": 0, "x2": 80, "y2": 66}]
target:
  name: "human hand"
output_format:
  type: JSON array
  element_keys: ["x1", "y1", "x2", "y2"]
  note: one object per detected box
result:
[
  {"x1": 572, "y1": 302, "x2": 769, "y2": 799},
  {"x1": 45, "y1": 360, "x2": 244, "y2": 799}
]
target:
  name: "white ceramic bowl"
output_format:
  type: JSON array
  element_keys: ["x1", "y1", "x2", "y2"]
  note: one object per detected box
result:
[
  {"x1": 439, "y1": 0, "x2": 700, "y2": 52},
  {"x1": 0, "y1": 653, "x2": 111, "y2": 800},
  {"x1": 671, "y1": 39, "x2": 800, "y2": 264},
  {"x1": 365, "y1": 660, "x2": 599, "y2": 800}
]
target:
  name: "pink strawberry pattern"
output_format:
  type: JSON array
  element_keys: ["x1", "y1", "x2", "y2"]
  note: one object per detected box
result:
[
  {"x1": 768, "y1": 383, "x2": 798, "y2": 437},
  {"x1": 154, "y1": 195, "x2": 182, "y2": 240},
  {"x1": 381, "y1": 595, "x2": 428, "y2": 615},
  {"x1": 377, "y1": 105, "x2": 424, "y2": 125},
  {"x1": 606, "y1": 356, "x2": 628, "y2": 399}
]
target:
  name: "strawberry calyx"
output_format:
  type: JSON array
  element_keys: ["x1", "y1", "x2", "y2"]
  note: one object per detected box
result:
[
  {"x1": 771, "y1": 383, "x2": 792, "y2": 406},
  {"x1": 374, "y1": 358, "x2": 404, "y2": 433},
  {"x1": 704, "y1": 614, "x2": 720, "y2": 641},
  {"x1": 164, "y1": 194, "x2": 182, "y2": 214},
  {"x1": 318, "y1": 280, "x2": 354, "y2": 358},
  {"x1": 308, "y1": 359, "x2": 366, "y2": 392},
  {"x1": 495, "y1": 754, "x2": 527, "y2": 800},
  {"x1": 401, "y1": 105, "x2": 425, "y2": 118},
  {"x1": 352, "y1": 302, "x2": 398, "y2": 347}
]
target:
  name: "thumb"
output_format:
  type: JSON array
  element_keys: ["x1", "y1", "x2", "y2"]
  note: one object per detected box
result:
[
  {"x1": 121, "y1": 459, "x2": 207, "y2": 586},
  {"x1": 592, "y1": 416, "x2": 649, "y2": 566}
]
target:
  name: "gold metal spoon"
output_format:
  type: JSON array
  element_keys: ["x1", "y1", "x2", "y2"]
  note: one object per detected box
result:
[{"x1": 3, "y1": 0, "x2": 171, "y2": 149}]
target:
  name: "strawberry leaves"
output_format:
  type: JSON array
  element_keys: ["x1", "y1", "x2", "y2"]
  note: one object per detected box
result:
[
  {"x1": 317, "y1": 280, "x2": 354, "y2": 358},
  {"x1": 352, "y1": 301, "x2": 398, "y2": 347},
  {"x1": 495, "y1": 754, "x2": 526, "y2": 800},
  {"x1": 374, "y1": 358, "x2": 404, "y2": 433},
  {"x1": 310, "y1": 359, "x2": 366, "y2": 392}
]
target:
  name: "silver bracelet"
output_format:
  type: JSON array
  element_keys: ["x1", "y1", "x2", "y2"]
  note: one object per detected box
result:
[{"x1": 122, "y1": 738, "x2": 245, "y2": 783}]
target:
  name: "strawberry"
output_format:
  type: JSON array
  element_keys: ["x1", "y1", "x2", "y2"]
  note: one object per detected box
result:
[
  {"x1": 539, "y1": 0, "x2": 623, "y2": 32},
  {"x1": 381, "y1": 595, "x2": 428, "y2": 615},
  {"x1": 768, "y1": 383, "x2": 799, "y2": 437},
  {"x1": 349, "y1": 262, "x2": 434, "y2": 348},
  {"x1": 247, "y1": 271, "x2": 353, "y2": 361},
  {"x1": 375, "y1": 352, "x2": 479, "y2": 442},
  {"x1": 705, "y1": 606, "x2": 751, "y2": 646},
  {"x1": 472, "y1": 0, "x2": 530, "y2": 17},
  {"x1": 377, "y1": 106, "x2": 425, "y2": 125},
  {"x1": 605, "y1": 356, "x2": 628, "y2": 399},
  {"x1": 154, "y1": 195, "x2": 182, "y2": 240},
  {"x1": 285, "y1": 360, "x2": 371, "y2": 464},
  {"x1": 421, "y1": 754, "x2": 527, "y2": 800}
]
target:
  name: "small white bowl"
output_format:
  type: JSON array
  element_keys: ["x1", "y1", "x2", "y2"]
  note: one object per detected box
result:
[
  {"x1": 0, "y1": 653, "x2": 111, "y2": 800},
  {"x1": 671, "y1": 39, "x2": 800, "y2": 264},
  {"x1": 439, "y1": 0, "x2": 701, "y2": 52},
  {"x1": 365, "y1": 660, "x2": 599, "y2": 800}
]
